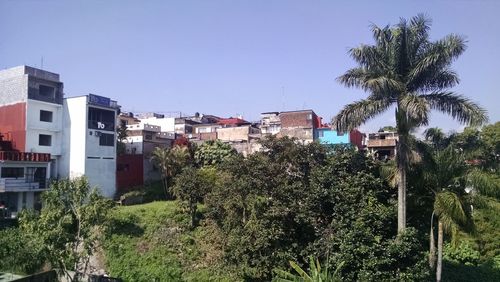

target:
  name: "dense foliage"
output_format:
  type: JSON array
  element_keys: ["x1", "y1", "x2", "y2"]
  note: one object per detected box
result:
[
  {"x1": 201, "y1": 137, "x2": 428, "y2": 281},
  {"x1": 18, "y1": 177, "x2": 114, "y2": 281}
]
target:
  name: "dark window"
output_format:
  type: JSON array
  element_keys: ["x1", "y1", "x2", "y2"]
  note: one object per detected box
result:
[
  {"x1": 39, "y1": 134, "x2": 52, "y2": 146},
  {"x1": 144, "y1": 133, "x2": 153, "y2": 140},
  {"x1": 337, "y1": 131, "x2": 344, "y2": 136},
  {"x1": 40, "y1": 110, "x2": 53, "y2": 122},
  {"x1": 88, "y1": 107, "x2": 115, "y2": 131},
  {"x1": 39, "y1": 85, "x2": 55, "y2": 99},
  {"x1": 99, "y1": 133, "x2": 115, "y2": 146},
  {"x1": 1, "y1": 167, "x2": 24, "y2": 178}
]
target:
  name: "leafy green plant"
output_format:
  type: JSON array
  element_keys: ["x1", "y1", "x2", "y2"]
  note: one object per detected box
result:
[{"x1": 274, "y1": 256, "x2": 343, "y2": 282}]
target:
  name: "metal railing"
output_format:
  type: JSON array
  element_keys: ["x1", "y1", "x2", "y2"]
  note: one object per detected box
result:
[{"x1": 0, "y1": 151, "x2": 51, "y2": 162}]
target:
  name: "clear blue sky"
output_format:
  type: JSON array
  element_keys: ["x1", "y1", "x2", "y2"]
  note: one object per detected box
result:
[{"x1": 1, "y1": 0, "x2": 498, "y2": 134}]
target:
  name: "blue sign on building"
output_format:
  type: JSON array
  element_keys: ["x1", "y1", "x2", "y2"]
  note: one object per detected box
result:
[{"x1": 88, "y1": 94, "x2": 111, "y2": 107}]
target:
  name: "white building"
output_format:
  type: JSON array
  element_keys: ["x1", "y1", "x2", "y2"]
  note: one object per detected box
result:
[
  {"x1": 0, "y1": 66, "x2": 62, "y2": 214},
  {"x1": 60, "y1": 94, "x2": 120, "y2": 198}
]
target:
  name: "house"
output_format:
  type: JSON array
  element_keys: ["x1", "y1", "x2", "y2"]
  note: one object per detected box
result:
[
  {"x1": 0, "y1": 66, "x2": 65, "y2": 214},
  {"x1": 315, "y1": 128, "x2": 365, "y2": 149},
  {"x1": 366, "y1": 131, "x2": 398, "y2": 160}
]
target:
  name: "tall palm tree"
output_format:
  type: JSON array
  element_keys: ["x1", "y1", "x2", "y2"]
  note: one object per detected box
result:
[
  {"x1": 425, "y1": 147, "x2": 499, "y2": 281},
  {"x1": 150, "y1": 145, "x2": 190, "y2": 199},
  {"x1": 333, "y1": 14, "x2": 487, "y2": 233},
  {"x1": 425, "y1": 148, "x2": 472, "y2": 282}
]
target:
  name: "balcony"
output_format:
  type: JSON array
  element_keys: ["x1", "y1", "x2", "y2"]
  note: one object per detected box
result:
[
  {"x1": 367, "y1": 139, "x2": 397, "y2": 148},
  {"x1": 0, "y1": 178, "x2": 49, "y2": 192},
  {"x1": 0, "y1": 151, "x2": 51, "y2": 162}
]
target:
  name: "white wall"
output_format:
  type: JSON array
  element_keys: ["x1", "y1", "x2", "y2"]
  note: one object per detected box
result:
[
  {"x1": 139, "y1": 117, "x2": 175, "y2": 132},
  {"x1": 60, "y1": 97, "x2": 87, "y2": 179},
  {"x1": 25, "y1": 100, "x2": 63, "y2": 155}
]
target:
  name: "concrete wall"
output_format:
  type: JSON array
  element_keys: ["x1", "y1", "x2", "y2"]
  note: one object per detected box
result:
[
  {"x1": 0, "y1": 103, "x2": 26, "y2": 151},
  {"x1": 25, "y1": 100, "x2": 63, "y2": 155},
  {"x1": 61, "y1": 97, "x2": 87, "y2": 179},
  {"x1": 317, "y1": 129, "x2": 350, "y2": 145},
  {"x1": 217, "y1": 126, "x2": 250, "y2": 142}
]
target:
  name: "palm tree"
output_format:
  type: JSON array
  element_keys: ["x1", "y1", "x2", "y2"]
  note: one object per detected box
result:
[
  {"x1": 425, "y1": 148, "x2": 499, "y2": 281},
  {"x1": 150, "y1": 145, "x2": 190, "y2": 199},
  {"x1": 424, "y1": 127, "x2": 448, "y2": 150},
  {"x1": 333, "y1": 14, "x2": 487, "y2": 234},
  {"x1": 425, "y1": 149, "x2": 473, "y2": 282}
]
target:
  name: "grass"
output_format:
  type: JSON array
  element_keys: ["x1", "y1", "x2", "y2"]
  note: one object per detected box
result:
[{"x1": 102, "y1": 201, "x2": 235, "y2": 282}]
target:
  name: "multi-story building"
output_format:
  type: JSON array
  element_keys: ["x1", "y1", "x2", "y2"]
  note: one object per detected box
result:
[
  {"x1": 366, "y1": 131, "x2": 398, "y2": 160},
  {"x1": 59, "y1": 94, "x2": 120, "y2": 198},
  {"x1": 260, "y1": 112, "x2": 281, "y2": 135},
  {"x1": 0, "y1": 66, "x2": 64, "y2": 215}
]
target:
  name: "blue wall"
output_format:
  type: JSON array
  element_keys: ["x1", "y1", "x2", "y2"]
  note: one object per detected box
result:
[{"x1": 315, "y1": 128, "x2": 350, "y2": 145}]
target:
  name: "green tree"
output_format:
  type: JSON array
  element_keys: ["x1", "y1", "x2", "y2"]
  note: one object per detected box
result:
[
  {"x1": 172, "y1": 166, "x2": 218, "y2": 227},
  {"x1": 0, "y1": 227, "x2": 46, "y2": 274},
  {"x1": 19, "y1": 177, "x2": 114, "y2": 281},
  {"x1": 424, "y1": 148, "x2": 500, "y2": 281},
  {"x1": 333, "y1": 14, "x2": 487, "y2": 234},
  {"x1": 150, "y1": 145, "x2": 190, "y2": 199},
  {"x1": 194, "y1": 140, "x2": 236, "y2": 167},
  {"x1": 116, "y1": 123, "x2": 128, "y2": 155}
]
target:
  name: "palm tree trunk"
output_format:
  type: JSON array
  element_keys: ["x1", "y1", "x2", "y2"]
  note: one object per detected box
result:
[
  {"x1": 429, "y1": 212, "x2": 436, "y2": 269},
  {"x1": 436, "y1": 220, "x2": 443, "y2": 282},
  {"x1": 397, "y1": 166, "x2": 406, "y2": 233}
]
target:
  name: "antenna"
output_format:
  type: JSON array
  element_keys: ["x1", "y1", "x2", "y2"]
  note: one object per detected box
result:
[{"x1": 41, "y1": 56, "x2": 44, "y2": 69}]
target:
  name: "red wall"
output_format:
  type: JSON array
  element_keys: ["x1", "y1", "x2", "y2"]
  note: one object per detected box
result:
[
  {"x1": 0, "y1": 103, "x2": 26, "y2": 151},
  {"x1": 349, "y1": 129, "x2": 364, "y2": 150},
  {"x1": 116, "y1": 154, "x2": 144, "y2": 192}
]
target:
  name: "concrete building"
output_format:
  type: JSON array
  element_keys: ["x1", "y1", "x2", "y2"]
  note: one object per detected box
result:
[
  {"x1": 60, "y1": 94, "x2": 120, "y2": 198},
  {"x1": 260, "y1": 112, "x2": 281, "y2": 135},
  {"x1": 277, "y1": 110, "x2": 319, "y2": 143},
  {"x1": 316, "y1": 128, "x2": 365, "y2": 149},
  {"x1": 0, "y1": 66, "x2": 64, "y2": 214},
  {"x1": 366, "y1": 131, "x2": 398, "y2": 160}
]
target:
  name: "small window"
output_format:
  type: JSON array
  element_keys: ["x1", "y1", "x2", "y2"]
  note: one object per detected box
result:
[
  {"x1": 39, "y1": 85, "x2": 55, "y2": 98},
  {"x1": 39, "y1": 134, "x2": 52, "y2": 146},
  {"x1": 99, "y1": 133, "x2": 115, "y2": 146},
  {"x1": 40, "y1": 110, "x2": 53, "y2": 122},
  {"x1": 318, "y1": 131, "x2": 324, "y2": 137},
  {"x1": 144, "y1": 133, "x2": 153, "y2": 140}
]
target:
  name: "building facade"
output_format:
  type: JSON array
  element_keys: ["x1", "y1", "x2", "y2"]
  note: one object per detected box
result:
[
  {"x1": 59, "y1": 94, "x2": 120, "y2": 198},
  {"x1": 0, "y1": 66, "x2": 64, "y2": 214}
]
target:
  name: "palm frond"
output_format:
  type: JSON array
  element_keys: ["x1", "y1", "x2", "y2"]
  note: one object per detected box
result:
[
  {"x1": 348, "y1": 44, "x2": 385, "y2": 69},
  {"x1": 434, "y1": 191, "x2": 469, "y2": 233},
  {"x1": 400, "y1": 94, "x2": 430, "y2": 126},
  {"x1": 409, "y1": 34, "x2": 466, "y2": 86},
  {"x1": 337, "y1": 68, "x2": 403, "y2": 97},
  {"x1": 467, "y1": 169, "x2": 500, "y2": 199},
  {"x1": 332, "y1": 98, "x2": 393, "y2": 132},
  {"x1": 421, "y1": 92, "x2": 488, "y2": 126}
]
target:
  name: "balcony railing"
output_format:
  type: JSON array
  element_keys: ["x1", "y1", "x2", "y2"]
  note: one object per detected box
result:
[
  {"x1": 0, "y1": 178, "x2": 49, "y2": 192},
  {"x1": 0, "y1": 151, "x2": 51, "y2": 162},
  {"x1": 367, "y1": 139, "x2": 397, "y2": 148}
]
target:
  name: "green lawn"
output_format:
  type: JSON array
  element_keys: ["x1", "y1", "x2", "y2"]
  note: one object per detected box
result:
[{"x1": 103, "y1": 201, "x2": 234, "y2": 282}]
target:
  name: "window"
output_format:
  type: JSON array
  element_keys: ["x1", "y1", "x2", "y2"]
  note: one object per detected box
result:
[
  {"x1": 99, "y1": 133, "x2": 115, "y2": 146},
  {"x1": 318, "y1": 131, "x2": 324, "y2": 137},
  {"x1": 88, "y1": 107, "x2": 115, "y2": 131},
  {"x1": 39, "y1": 134, "x2": 52, "y2": 146},
  {"x1": 1, "y1": 167, "x2": 24, "y2": 178},
  {"x1": 39, "y1": 85, "x2": 55, "y2": 99},
  {"x1": 39, "y1": 110, "x2": 53, "y2": 122},
  {"x1": 144, "y1": 133, "x2": 153, "y2": 140}
]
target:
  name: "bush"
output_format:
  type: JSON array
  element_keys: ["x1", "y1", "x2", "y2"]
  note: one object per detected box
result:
[{"x1": 444, "y1": 242, "x2": 481, "y2": 266}]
